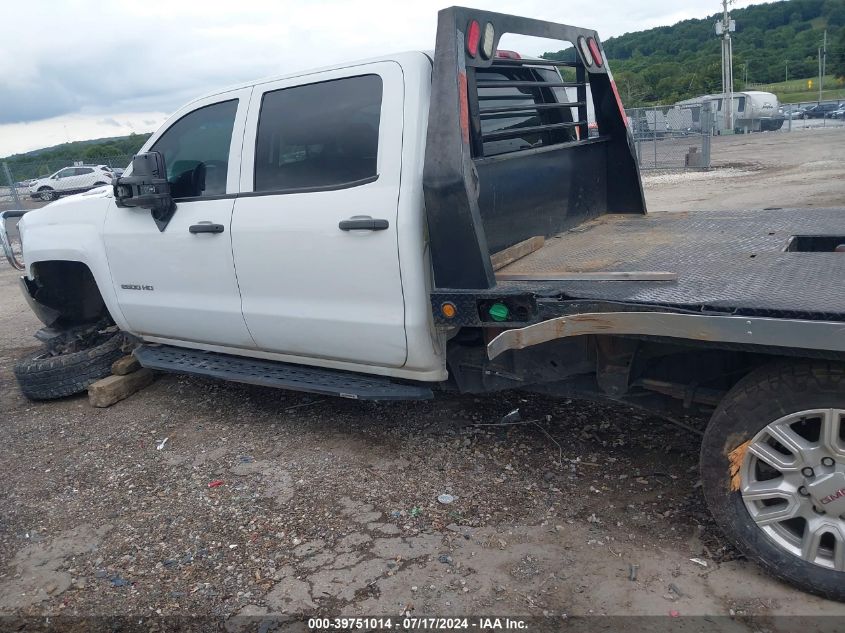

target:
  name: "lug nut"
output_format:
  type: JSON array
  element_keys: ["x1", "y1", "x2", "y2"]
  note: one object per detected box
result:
[
  {"x1": 799, "y1": 486, "x2": 810, "y2": 496},
  {"x1": 822, "y1": 457, "x2": 835, "y2": 467},
  {"x1": 802, "y1": 467, "x2": 815, "y2": 478},
  {"x1": 813, "y1": 505, "x2": 826, "y2": 515}
]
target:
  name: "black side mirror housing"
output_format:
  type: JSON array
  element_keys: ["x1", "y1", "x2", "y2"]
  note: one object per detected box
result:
[{"x1": 114, "y1": 151, "x2": 176, "y2": 231}]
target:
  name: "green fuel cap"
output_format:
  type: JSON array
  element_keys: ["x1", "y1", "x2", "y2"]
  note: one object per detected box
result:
[{"x1": 488, "y1": 302, "x2": 510, "y2": 322}]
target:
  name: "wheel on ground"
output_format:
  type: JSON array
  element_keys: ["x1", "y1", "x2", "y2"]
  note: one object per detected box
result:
[
  {"x1": 38, "y1": 188, "x2": 55, "y2": 201},
  {"x1": 701, "y1": 361, "x2": 845, "y2": 601},
  {"x1": 14, "y1": 332, "x2": 125, "y2": 400}
]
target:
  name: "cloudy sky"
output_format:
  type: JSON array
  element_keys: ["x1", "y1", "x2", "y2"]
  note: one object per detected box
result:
[{"x1": 0, "y1": 0, "x2": 767, "y2": 157}]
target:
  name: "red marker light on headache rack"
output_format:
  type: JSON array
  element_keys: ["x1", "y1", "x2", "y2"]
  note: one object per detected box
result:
[
  {"x1": 587, "y1": 37, "x2": 603, "y2": 67},
  {"x1": 466, "y1": 20, "x2": 481, "y2": 57}
]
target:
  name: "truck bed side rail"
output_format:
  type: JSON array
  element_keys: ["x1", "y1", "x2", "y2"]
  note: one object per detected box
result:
[{"x1": 423, "y1": 7, "x2": 645, "y2": 290}]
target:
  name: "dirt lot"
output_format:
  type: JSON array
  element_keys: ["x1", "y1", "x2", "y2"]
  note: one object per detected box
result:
[
  {"x1": 644, "y1": 127, "x2": 845, "y2": 212},
  {"x1": 2, "y1": 130, "x2": 845, "y2": 631}
]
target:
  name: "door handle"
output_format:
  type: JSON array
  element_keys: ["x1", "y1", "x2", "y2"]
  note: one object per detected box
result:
[
  {"x1": 338, "y1": 216, "x2": 389, "y2": 231},
  {"x1": 189, "y1": 223, "x2": 225, "y2": 234}
]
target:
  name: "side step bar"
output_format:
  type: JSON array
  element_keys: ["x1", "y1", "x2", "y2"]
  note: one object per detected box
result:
[{"x1": 134, "y1": 345, "x2": 433, "y2": 401}]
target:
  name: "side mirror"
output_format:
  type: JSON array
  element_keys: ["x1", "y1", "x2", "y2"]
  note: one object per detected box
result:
[{"x1": 114, "y1": 151, "x2": 176, "y2": 231}]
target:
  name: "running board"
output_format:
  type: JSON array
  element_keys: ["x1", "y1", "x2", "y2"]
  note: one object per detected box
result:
[{"x1": 134, "y1": 345, "x2": 433, "y2": 401}]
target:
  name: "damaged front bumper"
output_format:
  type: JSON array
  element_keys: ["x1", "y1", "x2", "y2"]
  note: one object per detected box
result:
[{"x1": 0, "y1": 209, "x2": 26, "y2": 271}]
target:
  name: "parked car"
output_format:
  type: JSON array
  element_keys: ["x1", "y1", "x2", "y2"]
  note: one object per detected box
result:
[
  {"x1": 28, "y1": 165, "x2": 114, "y2": 201},
  {"x1": 802, "y1": 103, "x2": 841, "y2": 119},
  {"x1": 779, "y1": 105, "x2": 807, "y2": 119},
  {"x1": 830, "y1": 106, "x2": 845, "y2": 119},
  {"x1": 4, "y1": 6, "x2": 845, "y2": 603}
]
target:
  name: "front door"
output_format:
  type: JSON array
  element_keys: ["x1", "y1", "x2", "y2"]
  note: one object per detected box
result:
[
  {"x1": 232, "y1": 64, "x2": 407, "y2": 367},
  {"x1": 104, "y1": 89, "x2": 256, "y2": 349},
  {"x1": 52, "y1": 168, "x2": 77, "y2": 193}
]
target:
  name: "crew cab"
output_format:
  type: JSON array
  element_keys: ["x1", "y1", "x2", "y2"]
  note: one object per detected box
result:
[{"x1": 3, "y1": 7, "x2": 845, "y2": 602}]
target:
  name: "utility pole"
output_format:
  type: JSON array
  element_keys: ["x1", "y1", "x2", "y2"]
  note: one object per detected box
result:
[
  {"x1": 821, "y1": 29, "x2": 827, "y2": 101},
  {"x1": 744, "y1": 61, "x2": 748, "y2": 86},
  {"x1": 819, "y1": 47, "x2": 823, "y2": 103},
  {"x1": 716, "y1": 0, "x2": 735, "y2": 131},
  {"x1": 785, "y1": 60, "x2": 788, "y2": 83}
]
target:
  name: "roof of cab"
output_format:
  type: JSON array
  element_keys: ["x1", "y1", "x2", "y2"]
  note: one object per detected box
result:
[{"x1": 185, "y1": 50, "x2": 433, "y2": 108}]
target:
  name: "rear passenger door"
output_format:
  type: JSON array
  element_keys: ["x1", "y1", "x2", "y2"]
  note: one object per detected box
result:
[{"x1": 232, "y1": 63, "x2": 407, "y2": 367}]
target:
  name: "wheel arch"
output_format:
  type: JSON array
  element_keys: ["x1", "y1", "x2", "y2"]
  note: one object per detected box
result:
[
  {"x1": 20, "y1": 202, "x2": 130, "y2": 331},
  {"x1": 23, "y1": 260, "x2": 110, "y2": 328},
  {"x1": 22, "y1": 257, "x2": 128, "y2": 331}
]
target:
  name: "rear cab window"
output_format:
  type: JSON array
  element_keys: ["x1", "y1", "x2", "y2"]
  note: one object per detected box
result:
[{"x1": 474, "y1": 63, "x2": 580, "y2": 158}]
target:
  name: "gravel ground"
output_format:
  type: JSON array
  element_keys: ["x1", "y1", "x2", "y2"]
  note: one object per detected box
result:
[
  {"x1": 643, "y1": 126, "x2": 845, "y2": 212},
  {"x1": 2, "y1": 130, "x2": 845, "y2": 630}
]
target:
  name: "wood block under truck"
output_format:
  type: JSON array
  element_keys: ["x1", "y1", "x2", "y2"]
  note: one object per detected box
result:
[{"x1": 4, "y1": 6, "x2": 845, "y2": 600}]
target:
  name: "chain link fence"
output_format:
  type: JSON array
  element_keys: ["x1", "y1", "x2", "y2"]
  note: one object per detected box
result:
[
  {"x1": 625, "y1": 103, "x2": 712, "y2": 170},
  {"x1": 1, "y1": 155, "x2": 133, "y2": 212}
]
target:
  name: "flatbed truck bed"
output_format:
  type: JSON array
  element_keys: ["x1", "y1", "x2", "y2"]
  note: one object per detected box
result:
[{"x1": 495, "y1": 207, "x2": 845, "y2": 320}]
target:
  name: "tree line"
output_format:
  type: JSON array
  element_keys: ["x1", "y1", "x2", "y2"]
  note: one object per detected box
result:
[
  {"x1": 544, "y1": 0, "x2": 845, "y2": 106},
  {"x1": 4, "y1": 133, "x2": 152, "y2": 181}
]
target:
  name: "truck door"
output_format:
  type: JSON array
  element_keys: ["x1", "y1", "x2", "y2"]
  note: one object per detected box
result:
[
  {"x1": 231, "y1": 63, "x2": 407, "y2": 367},
  {"x1": 103, "y1": 89, "x2": 256, "y2": 348}
]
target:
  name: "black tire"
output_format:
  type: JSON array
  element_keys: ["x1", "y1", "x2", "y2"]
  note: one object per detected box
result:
[
  {"x1": 38, "y1": 187, "x2": 55, "y2": 201},
  {"x1": 701, "y1": 361, "x2": 845, "y2": 601},
  {"x1": 13, "y1": 334, "x2": 125, "y2": 400}
]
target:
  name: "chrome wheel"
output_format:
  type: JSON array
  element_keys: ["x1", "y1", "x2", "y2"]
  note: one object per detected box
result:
[{"x1": 741, "y1": 409, "x2": 845, "y2": 571}]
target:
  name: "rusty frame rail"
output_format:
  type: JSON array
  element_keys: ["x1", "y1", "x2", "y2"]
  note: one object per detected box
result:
[{"x1": 487, "y1": 312, "x2": 845, "y2": 360}]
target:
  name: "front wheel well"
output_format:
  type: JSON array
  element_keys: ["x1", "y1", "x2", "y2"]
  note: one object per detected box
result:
[{"x1": 27, "y1": 260, "x2": 112, "y2": 327}]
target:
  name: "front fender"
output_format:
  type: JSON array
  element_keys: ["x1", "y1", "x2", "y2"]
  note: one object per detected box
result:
[{"x1": 19, "y1": 190, "x2": 130, "y2": 331}]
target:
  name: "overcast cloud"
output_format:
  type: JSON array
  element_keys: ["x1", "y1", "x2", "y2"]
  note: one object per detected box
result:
[{"x1": 0, "y1": 0, "x2": 766, "y2": 156}]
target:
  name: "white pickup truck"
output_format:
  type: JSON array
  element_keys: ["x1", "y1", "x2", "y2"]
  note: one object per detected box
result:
[{"x1": 4, "y1": 7, "x2": 845, "y2": 602}]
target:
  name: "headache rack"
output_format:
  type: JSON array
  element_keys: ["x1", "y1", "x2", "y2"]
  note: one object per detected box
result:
[
  {"x1": 423, "y1": 7, "x2": 645, "y2": 290},
  {"x1": 472, "y1": 57, "x2": 589, "y2": 154}
]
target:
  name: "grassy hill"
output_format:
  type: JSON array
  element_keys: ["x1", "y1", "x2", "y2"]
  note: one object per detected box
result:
[
  {"x1": 544, "y1": 0, "x2": 845, "y2": 106},
  {"x1": 748, "y1": 74, "x2": 845, "y2": 103}
]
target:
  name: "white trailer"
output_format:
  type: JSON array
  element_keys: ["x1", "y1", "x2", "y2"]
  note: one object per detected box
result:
[{"x1": 676, "y1": 90, "x2": 783, "y2": 133}]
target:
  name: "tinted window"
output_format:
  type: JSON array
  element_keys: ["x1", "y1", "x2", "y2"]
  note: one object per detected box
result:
[
  {"x1": 254, "y1": 75, "x2": 382, "y2": 192},
  {"x1": 74, "y1": 167, "x2": 94, "y2": 175},
  {"x1": 151, "y1": 100, "x2": 238, "y2": 199},
  {"x1": 56, "y1": 169, "x2": 74, "y2": 178},
  {"x1": 736, "y1": 96, "x2": 746, "y2": 112}
]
